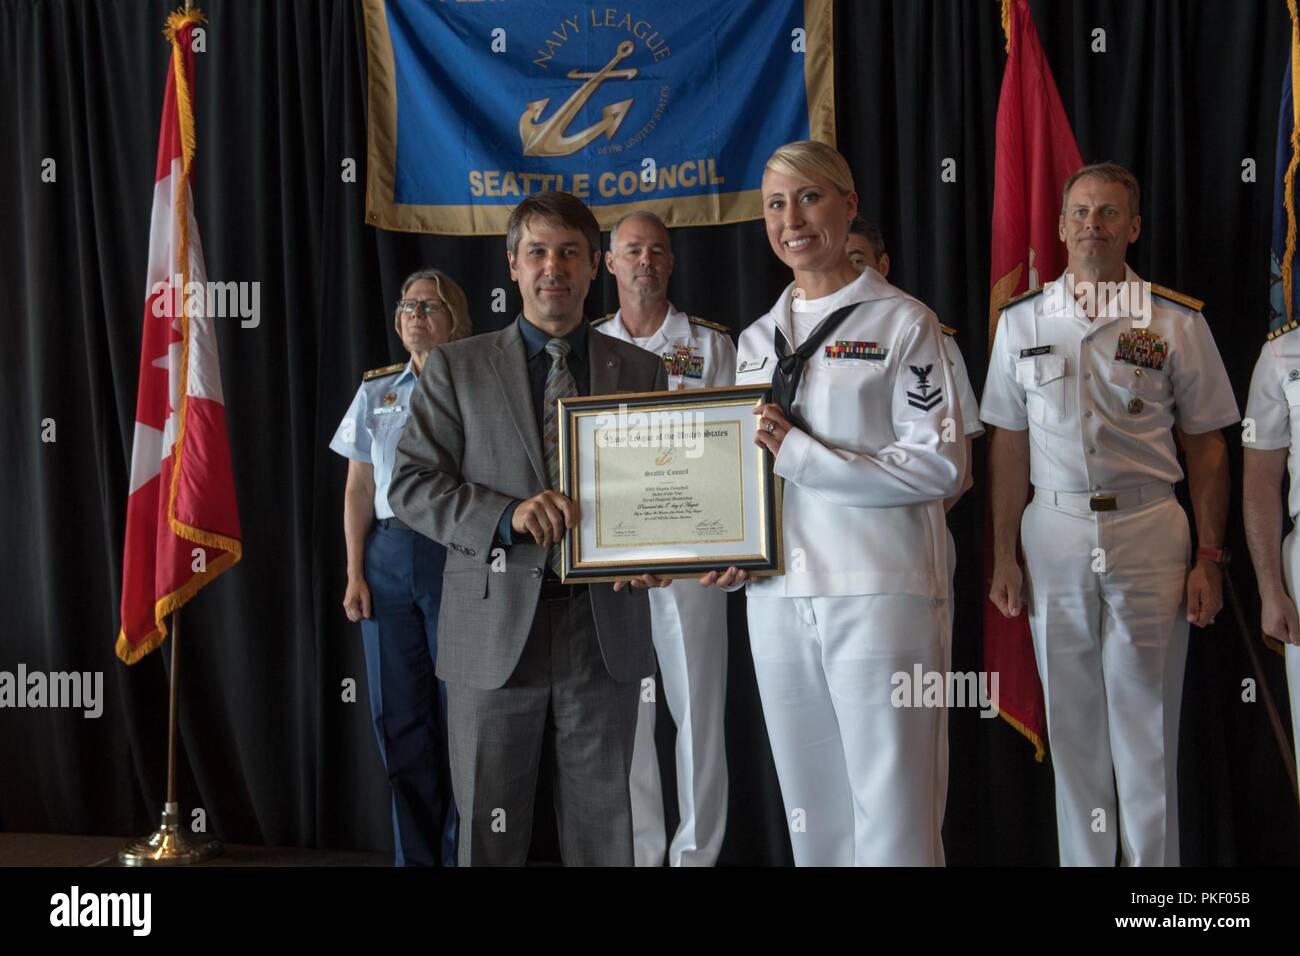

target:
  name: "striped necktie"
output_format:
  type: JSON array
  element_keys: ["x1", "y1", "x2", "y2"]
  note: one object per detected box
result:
[{"x1": 543, "y1": 338, "x2": 577, "y2": 575}]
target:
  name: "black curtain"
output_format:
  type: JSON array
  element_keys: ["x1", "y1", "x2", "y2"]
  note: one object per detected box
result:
[{"x1": 1, "y1": 0, "x2": 1296, "y2": 865}]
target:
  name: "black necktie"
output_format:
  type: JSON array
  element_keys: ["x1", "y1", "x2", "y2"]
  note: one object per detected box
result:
[{"x1": 770, "y1": 304, "x2": 858, "y2": 432}]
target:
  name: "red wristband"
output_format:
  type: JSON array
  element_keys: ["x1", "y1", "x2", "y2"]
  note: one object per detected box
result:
[{"x1": 1196, "y1": 545, "x2": 1227, "y2": 565}]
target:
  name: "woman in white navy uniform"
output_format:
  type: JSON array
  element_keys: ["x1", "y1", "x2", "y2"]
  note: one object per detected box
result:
[
  {"x1": 702, "y1": 141, "x2": 965, "y2": 866},
  {"x1": 330, "y1": 269, "x2": 472, "y2": 866}
]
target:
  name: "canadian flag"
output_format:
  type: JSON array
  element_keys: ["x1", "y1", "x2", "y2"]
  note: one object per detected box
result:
[{"x1": 117, "y1": 9, "x2": 240, "y2": 664}]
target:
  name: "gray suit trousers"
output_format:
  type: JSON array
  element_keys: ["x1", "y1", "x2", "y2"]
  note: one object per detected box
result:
[{"x1": 447, "y1": 588, "x2": 640, "y2": 866}]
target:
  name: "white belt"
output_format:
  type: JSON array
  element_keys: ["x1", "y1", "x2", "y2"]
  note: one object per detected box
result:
[{"x1": 1033, "y1": 481, "x2": 1174, "y2": 516}]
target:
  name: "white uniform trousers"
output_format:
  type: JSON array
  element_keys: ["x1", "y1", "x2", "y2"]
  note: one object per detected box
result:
[
  {"x1": 629, "y1": 583, "x2": 729, "y2": 866},
  {"x1": 1278, "y1": 531, "x2": 1300, "y2": 779},
  {"x1": 939, "y1": 528, "x2": 959, "y2": 843},
  {"x1": 1021, "y1": 492, "x2": 1190, "y2": 866},
  {"x1": 748, "y1": 593, "x2": 948, "y2": 866}
]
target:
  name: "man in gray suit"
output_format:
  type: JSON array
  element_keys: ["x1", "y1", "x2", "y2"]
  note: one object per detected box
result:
[{"x1": 389, "y1": 191, "x2": 669, "y2": 866}]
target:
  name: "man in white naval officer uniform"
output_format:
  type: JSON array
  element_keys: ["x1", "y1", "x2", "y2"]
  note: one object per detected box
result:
[
  {"x1": 593, "y1": 210, "x2": 736, "y2": 867},
  {"x1": 1241, "y1": 320, "x2": 1300, "y2": 781},
  {"x1": 983, "y1": 163, "x2": 1237, "y2": 866}
]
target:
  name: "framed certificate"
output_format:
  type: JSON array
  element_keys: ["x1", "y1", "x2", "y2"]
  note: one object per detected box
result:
[{"x1": 557, "y1": 384, "x2": 783, "y2": 582}]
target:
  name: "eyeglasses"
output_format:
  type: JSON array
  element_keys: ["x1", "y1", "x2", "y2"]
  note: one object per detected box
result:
[{"x1": 397, "y1": 299, "x2": 447, "y2": 317}]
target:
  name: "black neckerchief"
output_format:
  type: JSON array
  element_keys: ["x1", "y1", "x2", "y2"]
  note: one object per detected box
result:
[{"x1": 771, "y1": 303, "x2": 858, "y2": 432}]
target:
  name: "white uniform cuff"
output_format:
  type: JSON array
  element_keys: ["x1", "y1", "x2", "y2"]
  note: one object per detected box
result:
[{"x1": 773, "y1": 425, "x2": 811, "y2": 483}]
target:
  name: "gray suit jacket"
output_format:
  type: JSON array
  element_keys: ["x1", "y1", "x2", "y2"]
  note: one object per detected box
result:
[{"x1": 389, "y1": 320, "x2": 668, "y2": 689}]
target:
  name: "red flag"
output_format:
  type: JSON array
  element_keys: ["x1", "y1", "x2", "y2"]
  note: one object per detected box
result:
[
  {"x1": 117, "y1": 8, "x2": 240, "y2": 664},
  {"x1": 984, "y1": 0, "x2": 1082, "y2": 758}
]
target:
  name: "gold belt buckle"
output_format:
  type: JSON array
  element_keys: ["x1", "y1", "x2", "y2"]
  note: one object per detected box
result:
[{"x1": 1089, "y1": 495, "x2": 1117, "y2": 512}]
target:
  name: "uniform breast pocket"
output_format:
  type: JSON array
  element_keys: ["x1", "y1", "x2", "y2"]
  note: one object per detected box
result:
[
  {"x1": 1283, "y1": 377, "x2": 1300, "y2": 409},
  {"x1": 366, "y1": 409, "x2": 408, "y2": 433},
  {"x1": 806, "y1": 356, "x2": 891, "y2": 442},
  {"x1": 1106, "y1": 362, "x2": 1166, "y2": 395},
  {"x1": 1014, "y1": 354, "x2": 1068, "y2": 423},
  {"x1": 367, "y1": 412, "x2": 410, "y2": 463},
  {"x1": 815, "y1": 357, "x2": 890, "y2": 397},
  {"x1": 820, "y1": 357, "x2": 888, "y2": 371},
  {"x1": 1106, "y1": 362, "x2": 1168, "y2": 419},
  {"x1": 1283, "y1": 378, "x2": 1300, "y2": 445}
]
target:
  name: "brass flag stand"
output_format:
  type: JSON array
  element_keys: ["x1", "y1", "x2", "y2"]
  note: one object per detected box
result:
[{"x1": 119, "y1": 611, "x2": 222, "y2": 865}]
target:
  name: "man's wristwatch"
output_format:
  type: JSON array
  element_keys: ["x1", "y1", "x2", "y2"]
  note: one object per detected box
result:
[{"x1": 1196, "y1": 545, "x2": 1229, "y2": 566}]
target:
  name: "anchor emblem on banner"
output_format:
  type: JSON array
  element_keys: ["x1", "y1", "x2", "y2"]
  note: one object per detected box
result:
[{"x1": 519, "y1": 40, "x2": 639, "y2": 157}]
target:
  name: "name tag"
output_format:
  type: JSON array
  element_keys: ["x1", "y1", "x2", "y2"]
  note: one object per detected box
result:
[
  {"x1": 373, "y1": 404, "x2": 405, "y2": 416},
  {"x1": 738, "y1": 357, "x2": 768, "y2": 373},
  {"x1": 1019, "y1": 345, "x2": 1053, "y2": 358}
]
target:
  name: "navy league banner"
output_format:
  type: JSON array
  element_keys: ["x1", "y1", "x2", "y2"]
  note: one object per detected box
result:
[{"x1": 361, "y1": 0, "x2": 835, "y2": 235}]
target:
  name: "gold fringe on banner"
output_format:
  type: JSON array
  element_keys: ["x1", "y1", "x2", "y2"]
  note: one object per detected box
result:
[
  {"x1": 997, "y1": 708, "x2": 1046, "y2": 763},
  {"x1": 1284, "y1": 0, "x2": 1300, "y2": 324},
  {"x1": 1001, "y1": 0, "x2": 1012, "y2": 53}
]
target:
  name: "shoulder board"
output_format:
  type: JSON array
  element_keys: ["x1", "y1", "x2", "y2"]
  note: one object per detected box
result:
[
  {"x1": 363, "y1": 362, "x2": 405, "y2": 382},
  {"x1": 688, "y1": 316, "x2": 730, "y2": 335},
  {"x1": 1267, "y1": 321, "x2": 1300, "y2": 342},
  {"x1": 590, "y1": 313, "x2": 615, "y2": 327},
  {"x1": 999, "y1": 287, "x2": 1043, "y2": 311},
  {"x1": 940, "y1": 323, "x2": 957, "y2": 337},
  {"x1": 1150, "y1": 284, "x2": 1203, "y2": 312}
]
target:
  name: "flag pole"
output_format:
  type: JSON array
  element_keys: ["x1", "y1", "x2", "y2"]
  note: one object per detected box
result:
[
  {"x1": 1224, "y1": 576, "x2": 1300, "y2": 805},
  {"x1": 119, "y1": 612, "x2": 222, "y2": 865}
]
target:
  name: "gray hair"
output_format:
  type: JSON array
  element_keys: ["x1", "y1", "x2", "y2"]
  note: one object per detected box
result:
[
  {"x1": 395, "y1": 268, "x2": 472, "y2": 341},
  {"x1": 608, "y1": 211, "x2": 671, "y2": 252}
]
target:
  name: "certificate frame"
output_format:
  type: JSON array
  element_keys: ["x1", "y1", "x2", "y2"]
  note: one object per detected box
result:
[{"x1": 557, "y1": 384, "x2": 783, "y2": 583}]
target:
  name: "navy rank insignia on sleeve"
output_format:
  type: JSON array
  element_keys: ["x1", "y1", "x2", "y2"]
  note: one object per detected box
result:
[
  {"x1": 824, "y1": 340, "x2": 888, "y2": 361},
  {"x1": 1114, "y1": 329, "x2": 1167, "y2": 370},
  {"x1": 906, "y1": 364, "x2": 943, "y2": 411}
]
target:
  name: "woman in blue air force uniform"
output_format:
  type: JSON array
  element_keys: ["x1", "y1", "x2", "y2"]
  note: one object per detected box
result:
[{"x1": 330, "y1": 269, "x2": 472, "y2": 866}]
